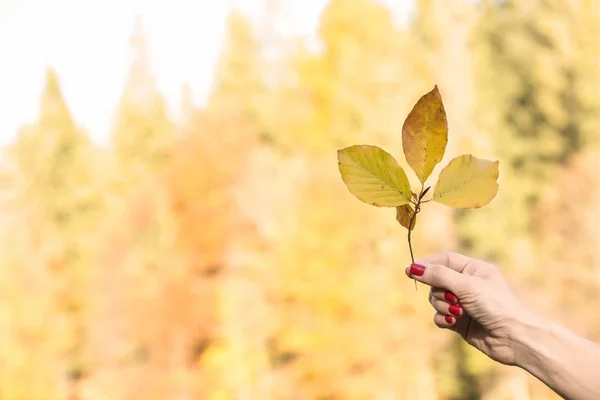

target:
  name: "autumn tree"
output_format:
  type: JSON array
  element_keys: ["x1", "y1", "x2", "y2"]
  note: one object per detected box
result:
[
  {"x1": 86, "y1": 13, "x2": 263, "y2": 396},
  {"x1": 463, "y1": 0, "x2": 600, "y2": 265},
  {"x1": 85, "y1": 104, "x2": 261, "y2": 400},
  {"x1": 0, "y1": 68, "x2": 101, "y2": 399},
  {"x1": 197, "y1": 10, "x2": 276, "y2": 397},
  {"x1": 208, "y1": 10, "x2": 266, "y2": 129},
  {"x1": 111, "y1": 17, "x2": 174, "y2": 185}
]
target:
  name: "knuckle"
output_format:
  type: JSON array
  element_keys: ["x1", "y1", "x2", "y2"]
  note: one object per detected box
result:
[
  {"x1": 443, "y1": 251, "x2": 460, "y2": 263},
  {"x1": 445, "y1": 251, "x2": 460, "y2": 258},
  {"x1": 440, "y1": 251, "x2": 453, "y2": 265}
]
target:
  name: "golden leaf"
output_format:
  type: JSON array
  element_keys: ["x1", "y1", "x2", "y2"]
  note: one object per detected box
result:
[
  {"x1": 337, "y1": 145, "x2": 412, "y2": 207},
  {"x1": 402, "y1": 85, "x2": 448, "y2": 184},
  {"x1": 433, "y1": 154, "x2": 499, "y2": 209}
]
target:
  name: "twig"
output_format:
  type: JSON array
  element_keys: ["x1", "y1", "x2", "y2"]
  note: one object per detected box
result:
[
  {"x1": 408, "y1": 218, "x2": 416, "y2": 290},
  {"x1": 408, "y1": 185, "x2": 424, "y2": 290}
]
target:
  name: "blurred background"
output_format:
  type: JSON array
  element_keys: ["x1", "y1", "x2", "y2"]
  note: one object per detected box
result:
[{"x1": 1, "y1": 0, "x2": 599, "y2": 398}]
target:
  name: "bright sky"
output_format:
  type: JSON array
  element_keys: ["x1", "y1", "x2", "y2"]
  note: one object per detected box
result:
[{"x1": 0, "y1": 0, "x2": 414, "y2": 146}]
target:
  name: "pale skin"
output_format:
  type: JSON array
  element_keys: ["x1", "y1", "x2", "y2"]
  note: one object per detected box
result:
[{"x1": 406, "y1": 251, "x2": 600, "y2": 400}]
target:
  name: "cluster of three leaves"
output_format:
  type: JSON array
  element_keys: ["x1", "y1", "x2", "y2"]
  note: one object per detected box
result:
[{"x1": 337, "y1": 86, "x2": 499, "y2": 232}]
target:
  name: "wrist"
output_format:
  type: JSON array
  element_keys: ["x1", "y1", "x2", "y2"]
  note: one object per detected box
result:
[
  {"x1": 506, "y1": 304, "x2": 600, "y2": 400},
  {"x1": 507, "y1": 306, "x2": 552, "y2": 370}
]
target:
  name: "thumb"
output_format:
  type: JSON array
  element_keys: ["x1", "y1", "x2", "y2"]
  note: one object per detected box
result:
[{"x1": 405, "y1": 262, "x2": 472, "y2": 295}]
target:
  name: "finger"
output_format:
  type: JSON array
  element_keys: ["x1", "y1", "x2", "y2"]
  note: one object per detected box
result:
[
  {"x1": 406, "y1": 262, "x2": 472, "y2": 295},
  {"x1": 428, "y1": 289, "x2": 458, "y2": 307},
  {"x1": 434, "y1": 312, "x2": 456, "y2": 329},
  {"x1": 431, "y1": 287, "x2": 459, "y2": 304},
  {"x1": 430, "y1": 297, "x2": 464, "y2": 317},
  {"x1": 415, "y1": 251, "x2": 474, "y2": 273}
]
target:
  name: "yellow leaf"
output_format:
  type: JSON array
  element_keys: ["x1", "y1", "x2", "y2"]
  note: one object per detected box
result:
[
  {"x1": 433, "y1": 154, "x2": 499, "y2": 209},
  {"x1": 337, "y1": 145, "x2": 412, "y2": 207},
  {"x1": 396, "y1": 204, "x2": 416, "y2": 230},
  {"x1": 402, "y1": 85, "x2": 448, "y2": 183}
]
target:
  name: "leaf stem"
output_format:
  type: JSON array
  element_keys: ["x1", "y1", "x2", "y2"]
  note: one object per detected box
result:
[
  {"x1": 408, "y1": 222, "x2": 416, "y2": 290},
  {"x1": 408, "y1": 185, "x2": 424, "y2": 290}
]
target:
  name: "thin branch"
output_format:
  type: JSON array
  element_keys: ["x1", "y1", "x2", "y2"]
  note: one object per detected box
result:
[
  {"x1": 408, "y1": 184, "x2": 424, "y2": 290},
  {"x1": 408, "y1": 220, "x2": 417, "y2": 290},
  {"x1": 408, "y1": 223, "x2": 415, "y2": 265}
]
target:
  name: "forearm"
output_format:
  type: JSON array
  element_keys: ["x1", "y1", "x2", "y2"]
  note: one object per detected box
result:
[{"x1": 510, "y1": 311, "x2": 600, "y2": 400}]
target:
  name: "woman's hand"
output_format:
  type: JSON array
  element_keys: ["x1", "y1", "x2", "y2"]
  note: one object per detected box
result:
[
  {"x1": 405, "y1": 251, "x2": 532, "y2": 365},
  {"x1": 408, "y1": 251, "x2": 600, "y2": 400}
]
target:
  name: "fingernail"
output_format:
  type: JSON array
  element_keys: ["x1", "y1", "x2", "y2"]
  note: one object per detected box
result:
[
  {"x1": 449, "y1": 304, "x2": 462, "y2": 316},
  {"x1": 445, "y1": 315, "x2": 454, "y2": 324},
  {"x1": 444, "y1": 292, "x2": 458, "y2": 303},
  {"x1": 410, "y1": 263, "x2": 426, "y2": 276}
]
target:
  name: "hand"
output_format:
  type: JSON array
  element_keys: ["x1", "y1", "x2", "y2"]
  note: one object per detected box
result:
[{"x1": 405, "y1": 252, "x2": 532, "y2": 365}]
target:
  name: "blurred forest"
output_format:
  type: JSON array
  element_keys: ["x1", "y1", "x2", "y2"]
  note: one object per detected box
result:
[{"x1": 1, "y1": 0, "x2": 600, "y2": 399}]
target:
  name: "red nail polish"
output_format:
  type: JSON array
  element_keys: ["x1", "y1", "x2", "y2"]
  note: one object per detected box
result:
[
  {"x1": 410, "y1": 263, "x2": 426, "y2": 276},
  {"x1": 445, "y1": 315, "x2": 454, "y2": 324},
  {"x1": 449, "y1": 304, "x2": 462, "y2": 316},
  {"x1": 444, "y1": 292, "x2": 458, "y2": 303}
]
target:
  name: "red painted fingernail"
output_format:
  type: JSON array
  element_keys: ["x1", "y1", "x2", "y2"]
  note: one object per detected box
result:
[
  {"x1": 445, "y1": 315, "x2": 454, "y2": 324},
  {"x1": 410, "y1": 263, "x2": 426, "y2": 276},
  {"x1": 449, "y1": 304, "x2": 462, "y2": 316},
  {"x1": 444, "y1": 292, "x2": 458, "y2": 303}
]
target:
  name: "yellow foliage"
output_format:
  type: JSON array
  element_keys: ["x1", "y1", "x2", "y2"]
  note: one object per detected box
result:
[
  {"x1": 3, "y1": 1, "x2": 600, "y2": 399},
  {"x1": 402, "y1": 85, "x2": 448, "y2": 183},
  {"x1": 337, "y1": 145, "x2": 412, "y2": 207},
  {"x1": 433, "y1": 155, "x2": 500, "y2": 209}
]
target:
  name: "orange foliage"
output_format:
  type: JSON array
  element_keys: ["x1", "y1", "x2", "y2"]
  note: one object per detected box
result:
[{"x1": 87, "y1": 109, "x2": 258, "y2": 399}]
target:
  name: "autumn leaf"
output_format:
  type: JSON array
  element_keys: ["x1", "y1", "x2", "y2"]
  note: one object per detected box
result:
[
  {"x1": 337, "y1": 145, "x2": 412, "y2": 207},
  {"x1": 402, "y1": 85, "x2": 448, "y2": 184},
  {"x1": 396, "y1": 204, "x2": 416, "y2": 230},
  {"x1": 433, "y1": 154, "x2": 499, "y2": 209}
]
